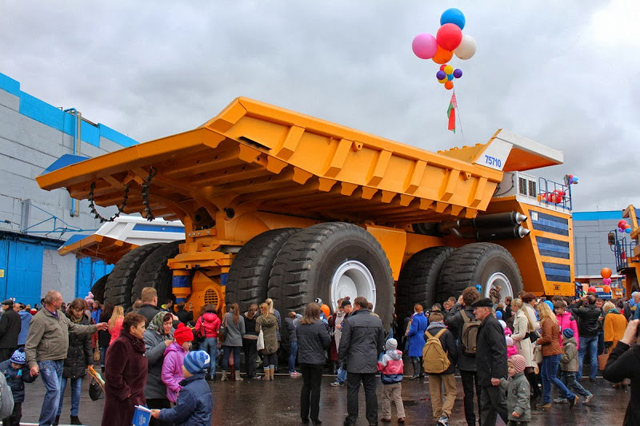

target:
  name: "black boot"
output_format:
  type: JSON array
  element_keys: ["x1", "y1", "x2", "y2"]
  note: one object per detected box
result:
[
  {"x1": 411, "y1": 358, "x2": 420, "y2": 379},
  {"x1": 52, "y1": 416, "x2": 60, "y2": 426},
  {"x1": 71, "y1": 415, "x2": 82, "y2": 425}
]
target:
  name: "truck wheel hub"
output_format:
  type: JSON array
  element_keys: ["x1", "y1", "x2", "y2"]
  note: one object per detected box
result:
[{"x1": 330, "y1": 261, "x2": 376, "y2": 310}]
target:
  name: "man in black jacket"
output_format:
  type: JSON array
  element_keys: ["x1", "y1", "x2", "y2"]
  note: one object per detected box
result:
[
  {"x1": 339, "y1": 296, "x2": 385, "y2": 426},
  {"x1": 138, "y1": 288, "x2": 162, "y2": 326},
  {"x1": 472, "y1": 297, "x2": 508, "y2": 426},
  {"x1": 447, "y1": 287, "x2": 481, "y2": 426},
  {"x1": 571, "y1": 295, "x2": 600, "y2": 381},
  {"x1": 0, "y1": 299, "x2": 21, "y2": 362}
]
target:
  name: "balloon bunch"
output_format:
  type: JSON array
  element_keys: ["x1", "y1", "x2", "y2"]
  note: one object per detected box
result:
[
  {"x1": 601, "y1": 267, "x2": 612, "y2": 292},
  {"x1": 412, "y1": 8, "x2": 476, "y2": 91},
  {"x1": 565, "y1": 174, "x2": 579, "y2": 185},
  {"x1": 617, "y1": 220, "x2": 632, "y2": 234},
  {"x1": 436, "y1": 65, "x2": 462, "y2": 90}
]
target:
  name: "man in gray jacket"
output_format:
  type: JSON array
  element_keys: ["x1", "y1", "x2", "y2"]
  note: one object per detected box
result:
[
  {"x1": 338, "y1": 296, "x2": 385, "y2": 426},
  {"x1": 25, "y1": 291, "x2": 107, "y2": 426}
]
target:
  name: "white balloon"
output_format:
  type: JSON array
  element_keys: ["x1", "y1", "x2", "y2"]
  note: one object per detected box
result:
[{"x1": 454, "y1": 35, "x2": 477, "y2": 60}]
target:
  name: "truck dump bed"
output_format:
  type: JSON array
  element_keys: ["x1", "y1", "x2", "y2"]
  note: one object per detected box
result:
[{"x1": 37, "y1": 97, "x2": 562, "y2": 225}]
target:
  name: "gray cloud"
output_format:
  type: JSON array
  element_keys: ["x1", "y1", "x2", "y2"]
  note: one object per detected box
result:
[{"x1": 0, "y1": 0, "x2": 637, "y2": 211}]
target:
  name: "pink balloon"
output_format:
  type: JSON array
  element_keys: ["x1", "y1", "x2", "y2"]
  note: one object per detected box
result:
[{"x1": 412, "y1": 33, "x2": 438, "y2": 59}]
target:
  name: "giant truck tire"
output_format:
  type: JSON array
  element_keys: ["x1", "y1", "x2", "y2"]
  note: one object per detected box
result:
[
  {"x1": 130, "y1": 241, "x2": 184, "y2": 306},
  {"x1": 104, "y1": 243, "x2": 163, "y2": 309},
  {"x1": 90, "y1": 274, "x2": 110, "y2": 304},
  {"x1": 267, "y1": 222, "x2": 395, "y2": 328},
  {"x1": 437, "y1": 242, "x2": 523, "y2": 303},
  {"x1": 396, "y1": 246, "x2": 454, "y2": 320},
  {"x1": 225, "y1": 228, "x2": 300, "y2": 313}
]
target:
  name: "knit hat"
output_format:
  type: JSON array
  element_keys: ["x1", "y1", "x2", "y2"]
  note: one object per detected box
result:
[
  {"x1": 173, "y1": 323, "x2": 194, "y2": 346},
  {"x1": 314, "y1": 298, "x2": 323, "y2": 305},
  {"x1": 562, "y1": 328, "x2": 575, "y2": 339},
  {"x1": 183, "y1": 350, "x2": 210, "y2": 374},
  {"x1": 10, "y1": 349, "x2": 25, "y2": 365},
  {"x1": 544, "y1": 300, "x2": 554, "y2": 311},
  {"x1": 385, "y1": 338, "x2": 398, "y2": 351},
  {"x1": 495, "y1": 310, "x2": 503, "y2": 319},
  {"x1": 509, "y1": 354, "x2": 526, "y2": 374}
]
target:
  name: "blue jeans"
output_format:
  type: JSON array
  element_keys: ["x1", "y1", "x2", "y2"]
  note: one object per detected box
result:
[
  {"x1": 200, "y1": 337, "x2": 218, "y2": 378},
  {"x1": 289, "y1": 341, "x2": 299, "y2": 373},
  {"x1": 39, "y1": 360, "x2": 63, "y2": 426},
  {"x1": 222, "y1": 345, "x2": 241, "y2": 370},
  {"x1": 57, "y1": 377, "x2": 82, "y2": 416},
  {"x1": 337, "y1": 365, "x2": 347, "y2": 384},
  {"x1": 541, "y1": 354, "x2": 575, "y2": 404},
  {"x1": 578, "y1": 335, "x2": 598, "y2": 380}
]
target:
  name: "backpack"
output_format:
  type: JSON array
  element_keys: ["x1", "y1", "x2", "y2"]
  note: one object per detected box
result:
[
  {"x1": 460, "y1": 310, "x2": 481, "y2": 357},
  {"x1": 422, "y1": 329, "x2": 450, "y2": 374},
  {"x1": 0, "y1": 370, "x2": 14, "y2": 420}
]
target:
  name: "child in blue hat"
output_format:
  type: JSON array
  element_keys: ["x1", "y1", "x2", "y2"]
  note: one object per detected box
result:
[
  {"x1": 0, "y1": 348, "x2": 37, "y2": 425},
  {"x1": 150, "y1": 350, "x2": 213, "y2": 426}
]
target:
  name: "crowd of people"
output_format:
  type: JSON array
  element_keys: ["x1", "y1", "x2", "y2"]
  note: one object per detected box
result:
[{"x1": 2, "y1": 284, "x2": 640, "y2": 425}]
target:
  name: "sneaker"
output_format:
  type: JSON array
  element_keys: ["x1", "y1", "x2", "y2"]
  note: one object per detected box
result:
[
  {"x1": 290, "y1": 371, "x2": 302, "y2": 377},
  {"x1": 569, "y1": 395, "x2": 579, "y2": 409},
  {"x1": 553, "y1": 398, "x2": 568, "y2": 404},
  {"x1": 437, "y1": 415, "x2": 449, "y2": 426},
  {"x1": 330, "y1": 381, "x2": 344, "y2": 387},
  {"x1": 537, "y1": 402, "x2": 552, "y2": 409},
  {"x1": 584, "y1": 394, "x2": 593, "y2": 404},
  {"x1": 381, "y1": 418, "x2": 391, "y2": 423}
]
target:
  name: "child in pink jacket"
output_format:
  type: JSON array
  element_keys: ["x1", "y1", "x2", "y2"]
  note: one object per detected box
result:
[
  {"x1": 377, "y1": 338, "x2": 406, "y2": 423},
  {"x1": 162, "y1": 323, "x2": 194, "y2": 402},
  {"x1": 554, "y1": 301, "x2": 580, "y2": 349}
]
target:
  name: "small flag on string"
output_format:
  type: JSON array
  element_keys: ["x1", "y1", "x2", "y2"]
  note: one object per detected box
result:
[{"x1": 447, "y1": 93, "x2": 457, "y2": 133}]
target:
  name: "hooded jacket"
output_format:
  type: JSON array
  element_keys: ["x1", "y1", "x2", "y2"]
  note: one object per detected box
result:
[
  {"x1": 158, "y1": 372, "x2": 212, "y2": 426},
  {"x1": 377, "y1": 348, "x2": 404, "y2": 384},
  {"x1": 560, "y1": 336, "x2": 579, "y2": 372},
  {"x1": 194, "y1": 313, "x2": 221, "y2": 339},
  {"x1": 0, "y1": 359, "x2": 36, "y2": 403},
  {"x1": 499, "y1": 372, "x2": 531, "y2": 422},
  {"x1": 162, "y1": 342, "x2": 188, "y2": 403},
  {"x1": 143, "y1": 318, "x2": 173, "y2": 400}
]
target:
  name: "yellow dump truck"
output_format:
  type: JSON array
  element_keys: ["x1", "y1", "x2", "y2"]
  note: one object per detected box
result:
[
  {"x1": 609, "y1": 205, "x2": 640, "y2": 296},
  {"x1": 37, "y1": 97, "x2": 575, "y2": 326}
]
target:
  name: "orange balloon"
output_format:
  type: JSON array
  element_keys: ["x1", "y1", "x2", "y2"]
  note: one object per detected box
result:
[
  {"x1": 432, "y1": 46, "x2": 453, "y2": 64},
  {"x1": 601, "y1": 267, "x2": 612, "y2": 279},
  {"x1": 603, "y1": 285, "x2": 611, "y2": 293},
  {"x1": 444, "y1": 81, "x2": 454, "y2": 90}
]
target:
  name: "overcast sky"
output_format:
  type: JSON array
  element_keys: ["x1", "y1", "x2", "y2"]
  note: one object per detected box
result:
[{"x1": 1, "y1": 0, "x2": 638, "y2": 212}]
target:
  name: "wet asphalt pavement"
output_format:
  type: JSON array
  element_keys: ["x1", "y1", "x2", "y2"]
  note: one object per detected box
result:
[{"x1": 20, "y1": 367, "x2": 629, "y2": 426}]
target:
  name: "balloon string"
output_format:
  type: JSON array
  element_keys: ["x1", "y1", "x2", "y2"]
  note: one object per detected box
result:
[{"x1": 453, "y1": 87, "x2": 466, "y2": 143}]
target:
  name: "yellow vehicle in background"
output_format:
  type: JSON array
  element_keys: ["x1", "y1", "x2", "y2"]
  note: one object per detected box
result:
[
  {"x1": 609, "y1": 205, "x2": 640, "y2": 296},
  {"x1": 37, "y1": 97, "x2": 575, "y2": 326}
]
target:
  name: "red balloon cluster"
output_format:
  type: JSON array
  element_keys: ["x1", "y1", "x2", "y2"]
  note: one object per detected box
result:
[
  {"x1": 618, "y1": 220, "x2": 631, "y2": 234},
  {"x1": 540, "y1": 189, "x2": 565, "y2": 204}
]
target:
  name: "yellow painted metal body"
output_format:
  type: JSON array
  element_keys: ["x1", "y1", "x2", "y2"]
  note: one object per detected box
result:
[
  {"x1": 36, "y1": 97, "x2": 573, "y2": 314},
  {"x1": 621, "y1": 205, "x2": 640, "y2": 296}
]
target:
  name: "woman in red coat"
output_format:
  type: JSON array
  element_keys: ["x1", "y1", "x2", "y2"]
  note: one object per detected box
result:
[{"x1": 102, "y1": 313, "x2": 149, "y2": 426}]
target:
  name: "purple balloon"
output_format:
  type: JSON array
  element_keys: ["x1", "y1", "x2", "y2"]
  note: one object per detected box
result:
[
  {"x1": 453, "y1": 69, "x2": 463, "y2": 78},
  {"x1": 436, "y1": 70, "x2": 446, "y2": 80}
]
